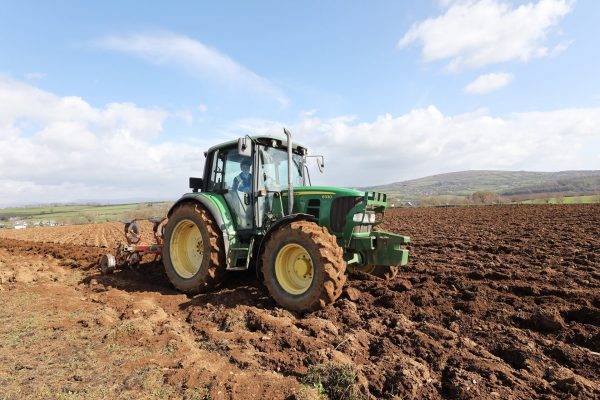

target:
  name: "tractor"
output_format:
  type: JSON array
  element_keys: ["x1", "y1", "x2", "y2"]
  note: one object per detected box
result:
[{"x1": 162, "y1": 128, "x2": 410, "y2": 312}]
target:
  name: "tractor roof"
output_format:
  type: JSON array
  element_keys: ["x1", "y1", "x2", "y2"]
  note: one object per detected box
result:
[{"x1": 207, "y1": 134, "x2": 308, "y2": 154}]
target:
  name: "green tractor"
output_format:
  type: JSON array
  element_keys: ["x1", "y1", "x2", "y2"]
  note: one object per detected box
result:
[{"x1": 163, "y1": 128, "x2": 410, "y2": 312}]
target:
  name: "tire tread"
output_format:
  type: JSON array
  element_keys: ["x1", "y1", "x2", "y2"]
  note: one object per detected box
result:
[
  {"x1": 164, "y1": 203, "x2": 226, "y2": 294},
  {"x1": 261, "y1": 220, "x2": 346, "y2": 311}
]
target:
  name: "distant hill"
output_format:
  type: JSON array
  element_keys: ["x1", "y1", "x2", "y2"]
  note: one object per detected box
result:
[{"x1": 364, "y1": 170, "x2": 600, "y2": 203}]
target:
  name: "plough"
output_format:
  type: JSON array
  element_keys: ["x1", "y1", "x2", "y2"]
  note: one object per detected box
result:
[{"x1": 100, "y1": 217, "x2": 167, "y2": 275}]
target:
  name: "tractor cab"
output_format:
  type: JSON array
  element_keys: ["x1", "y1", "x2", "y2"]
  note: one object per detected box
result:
[{"x1": 199, "y1": 135, "x2": 307, "y2": 233}]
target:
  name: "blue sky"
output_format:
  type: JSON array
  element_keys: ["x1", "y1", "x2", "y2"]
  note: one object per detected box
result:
[{"x1": 1, "y1": 0, "x2": 599, "y2": 204}]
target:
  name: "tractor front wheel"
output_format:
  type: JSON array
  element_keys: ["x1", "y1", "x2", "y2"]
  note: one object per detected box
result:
[
  {"x1": 261, "y1": 221, "x2": 346, "y2": 312},
  {"x1": 163, "y1": 203, "x2": 227, "y2": 294}
]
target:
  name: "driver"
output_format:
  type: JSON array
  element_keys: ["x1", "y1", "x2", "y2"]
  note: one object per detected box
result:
[{"x1": 232, "y1": 158, "x2": 252, "y2": 193}]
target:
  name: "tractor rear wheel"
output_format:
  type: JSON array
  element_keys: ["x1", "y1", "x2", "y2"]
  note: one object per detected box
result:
[
  {"x1": 163, "y1": 203, "x2": 227, "y2": 294},
  {"x1": 261, "y1": 221, "x2": 346, "y2": 312}
]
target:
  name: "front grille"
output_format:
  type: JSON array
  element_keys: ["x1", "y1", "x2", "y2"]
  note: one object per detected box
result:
[
  {"x1": 330, "y1": 196, "x2": 362, "y2": 232},
  {"x1": 307, "y1": 199, "x2": 320, "y2": 218},
  {"x1": 352, "y1": 224, "x2": 372, "y2": 234},
  {"x1": 367, "y1": 192, "x2": 387, "y2": 202}
]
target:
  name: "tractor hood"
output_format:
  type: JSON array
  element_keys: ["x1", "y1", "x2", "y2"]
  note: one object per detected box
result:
[
  {"x1": 282, "y1": 186, "x2": 388, "y2": 206},
  {"x1": 284, "y1": 186, "x2": 363, "y2": 198},
  {"x1": 280, "y1": 186, "x2": 389, "y2": 235}
]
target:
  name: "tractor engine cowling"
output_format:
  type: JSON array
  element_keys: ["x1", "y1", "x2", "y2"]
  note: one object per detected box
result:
[{"x1": 285, "y1": 186, "x2": 410, "y2": 269}]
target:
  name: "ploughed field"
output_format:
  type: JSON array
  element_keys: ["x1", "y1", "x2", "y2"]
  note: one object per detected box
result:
[
  {"x1": 0, "y1": 220, "x2": 156, "y2": 248},
  {"x1": 0, "y1": 204, "x2": 598, "y2": 399}
]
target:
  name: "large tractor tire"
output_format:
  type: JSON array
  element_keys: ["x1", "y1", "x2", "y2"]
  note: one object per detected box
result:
[
  {"x1": 260, "y1": 221, "x2": 346, "y2": 312},
  {"x1": 163, "y1": 203, "x2": 227, "y2": 294}
]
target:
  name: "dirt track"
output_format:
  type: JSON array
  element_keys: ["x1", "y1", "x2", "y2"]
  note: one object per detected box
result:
[{"x1": 0, "y1": 204, "x2": 599, "y2": 399}]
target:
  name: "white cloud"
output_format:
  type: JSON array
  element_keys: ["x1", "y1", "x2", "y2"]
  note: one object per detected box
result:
[
  {"x1": 551, "y1": 40, "x2": 572, "y2": 55},
  {"x1": 24, "y1": 72, "x2": 46, "y2": 80},
  {"x1": 175, "y1": 110, "x2": 194, "y2": 124},
  {"x1": 1, "y1": 76, "x2": 599, "y2": 205},
  {"x1": 228, "y1": 106, "x2": 600, "y2": 187},
  {"x1": 0, "y1": 78, "x2": 167, "y2": 140},
  {"x1": 465, "y1": 72, "x2": 513, "y2": 93},
  {"x1": 198, "y1": 104, "x2": 208, "y2": 113},
  {"x1": 398, "y1": 0, "x2": 574, "y2": 71},
  {"x1": 0, "y1": 77, "x2": 209, "y2": 205},
  {"x1": 300, "y1": 109, "x2": 318, "y2": 118},
  {"x1": 96, "y1": 32, "x2": 289, "y2": 107},
  {"x1": 438, "y1": 0, "x2": 473, "y2": 6}
]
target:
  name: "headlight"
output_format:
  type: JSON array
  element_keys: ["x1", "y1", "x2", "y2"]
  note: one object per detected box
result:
[{"x1": 352, "y1": 211, "x2": 376, "y2": 223}]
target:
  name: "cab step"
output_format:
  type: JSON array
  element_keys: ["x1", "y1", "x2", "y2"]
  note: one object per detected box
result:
[{"x1": 226, "y1": 238, "x2": 254, "y2": 271}]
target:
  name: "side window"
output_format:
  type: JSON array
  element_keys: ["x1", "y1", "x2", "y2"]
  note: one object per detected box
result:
[
  {"x1": 223, "y1": 152, "x2": 252, "y2": 192},
  {"x1": 208, "y1": 151, "x2": 224, "y2": 191},
  {"x1": 207, "y1": 148, "x2": 252, "y2": 193},
  {"x1": 221, "y1": 149, "x2": 253, "y2": 229}
]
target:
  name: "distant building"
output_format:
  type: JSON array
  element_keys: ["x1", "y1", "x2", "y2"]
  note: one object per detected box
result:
[
  {"x1": 38, "y1": 220, "x2": 58, "y2": 227},
  {"x1": 14, "y1": 222, "x2": 27, "y2": 229}
]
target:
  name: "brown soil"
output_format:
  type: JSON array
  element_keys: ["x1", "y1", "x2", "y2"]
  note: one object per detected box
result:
[
  {"x1": 0, "y1": 204, "x2": 598, "y2": 399},
  {"x1": 0, "y1": 220, "x2": 156, "y2": 248}
]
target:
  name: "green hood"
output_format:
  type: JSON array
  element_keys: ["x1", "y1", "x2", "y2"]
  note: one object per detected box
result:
[{"x1": 282, "y1": 186, "x2": 365, "y2": 198}]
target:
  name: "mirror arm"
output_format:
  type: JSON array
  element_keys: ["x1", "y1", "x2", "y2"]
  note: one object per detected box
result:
[
  {"x1": 306, "y1": 155, "x2": 325, "y2": 173},
  {"x1": 304, "y1": 163, "x2": 311, "y2": 186}
]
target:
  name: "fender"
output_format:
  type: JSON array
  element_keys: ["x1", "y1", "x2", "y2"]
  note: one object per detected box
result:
[
  {"x1": 255, "y1": 213, "x2": 317, "y2": 280},
  {"x1": 167, "y1": 193, "x2": 233, "y2": 256}
]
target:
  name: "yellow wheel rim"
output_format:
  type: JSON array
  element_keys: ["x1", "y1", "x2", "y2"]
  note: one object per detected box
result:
[
  {"x1": 347, "y1": 264, "x2": 376, "y2": 274},
  {"x1": 275, "y1": 243, "x2": 314, "y2": 295},
  {"x1": 170, "y1": 219, "x2": 203, "y2": 279}
]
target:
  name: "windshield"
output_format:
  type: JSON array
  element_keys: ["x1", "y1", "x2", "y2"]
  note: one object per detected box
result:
[
  {"x1": 255, "y1": 145, "x2": 305, "y2": 227},
  {"x1": 258, "y1": 146, "x2": 305, "y2": 190}
]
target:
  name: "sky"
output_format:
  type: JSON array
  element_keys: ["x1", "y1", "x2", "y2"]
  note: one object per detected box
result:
[{"x1": 1, "y1": 0, "x2": 599, "y2": 205}]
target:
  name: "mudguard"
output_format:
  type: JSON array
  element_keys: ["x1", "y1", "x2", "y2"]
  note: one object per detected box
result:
[{"x1": 167, "y1": 193, "x2": 235, "y2": 256}]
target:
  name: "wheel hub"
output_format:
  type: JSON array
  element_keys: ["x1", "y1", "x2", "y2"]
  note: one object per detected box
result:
[
  {"x1": 170, "y1": 220, "x2": 203, "y2": 279},
  {"x1": 293, "y1": 256, "x2": 311, "y2": 278},
  {"x1": 275, "y1": 243, "x2": 314, "y2": 295}
]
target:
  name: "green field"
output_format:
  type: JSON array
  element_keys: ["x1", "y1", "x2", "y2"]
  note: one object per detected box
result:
[
  {"x1": 1, "y1": 193, "x2": 598, "y2": 227},
  {"x1": 521, "y1": 195, "x2": 600, "y2": 204},
  {"x1": 365, "y1": 170, "x2": 600, "y2": 205},
  {"x1": 0, "y1": 202, "x2": 172, "y2": 225},
  {"x1": 388, "y1": 193, "x2": 600, "y2": 207}
]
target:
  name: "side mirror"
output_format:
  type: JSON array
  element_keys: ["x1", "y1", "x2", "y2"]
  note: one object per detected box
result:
[
  {"x1": 306, "y1": 155, "x2": 325, "y2": 173},
  {"x1": 238, "y1": 137, "x2": 252, "y2": 157},
  {"x1": 189, "y1": 177, "x2": 203, "y2": 193},
  {"x1": 316, "y1": 156, "x2": 325, "y2": 173}
]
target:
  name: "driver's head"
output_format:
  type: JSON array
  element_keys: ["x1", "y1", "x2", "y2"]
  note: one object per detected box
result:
[{"x1": 240, "y1": 159, "x2": 251, "y2": 175}]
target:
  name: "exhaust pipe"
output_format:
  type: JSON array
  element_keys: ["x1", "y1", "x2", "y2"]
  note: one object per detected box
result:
[{"x1": 283, "y1": 127, "x2": 293, "y2": 215}]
